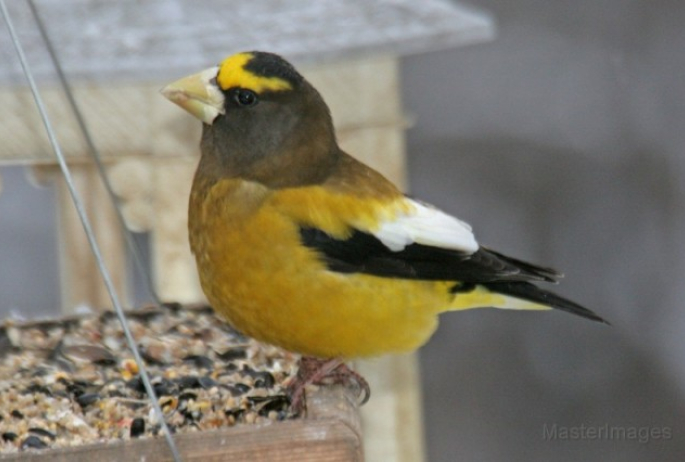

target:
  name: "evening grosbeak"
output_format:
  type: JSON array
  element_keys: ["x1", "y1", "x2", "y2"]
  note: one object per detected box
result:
[{"x1": 161, "y1": 51, "x2": 606, "y2": 409}]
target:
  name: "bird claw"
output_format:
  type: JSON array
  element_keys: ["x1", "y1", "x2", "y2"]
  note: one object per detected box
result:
[
  {"x1": 287, "y1": 356, "x2": 371, "y2": 415},
  {"x1": 324, "y1": 362, "x2": 370, "y2": 406}
]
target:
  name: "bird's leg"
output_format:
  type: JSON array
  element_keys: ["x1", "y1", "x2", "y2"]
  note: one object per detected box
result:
[{"x1": 287, "y1": 356, "x2": 370, "y2": 415}]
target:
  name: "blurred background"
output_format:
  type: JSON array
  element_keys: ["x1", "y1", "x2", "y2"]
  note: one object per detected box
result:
[{"x1": 1, "y1": 1, "x2": 684, "y2": 461}]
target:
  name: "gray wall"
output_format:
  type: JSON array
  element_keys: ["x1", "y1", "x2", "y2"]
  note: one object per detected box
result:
[
  {"x1": 404, "y1": 1, "x2": 685, "y2": 461},
  {"x1": 1, "y1": 1, "x2": 684, "y2": 460}
]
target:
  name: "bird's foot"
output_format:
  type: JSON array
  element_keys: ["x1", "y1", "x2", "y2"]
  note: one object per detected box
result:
[{"x1": 287, "y1": 356, "x2": 370, "y2": 415}]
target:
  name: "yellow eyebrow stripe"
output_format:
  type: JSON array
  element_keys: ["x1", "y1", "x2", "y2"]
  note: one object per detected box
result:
[{"x1": 217, "y1": 53, "x2": 292, "y2": 93}]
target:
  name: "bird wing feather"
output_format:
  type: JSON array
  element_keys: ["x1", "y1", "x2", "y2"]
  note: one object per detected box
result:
[
  {"x1": 373, "y1": 198, "x2": 478, "y2": 253},
  {"x1": 299, "y1": 196, "x2": 561, "y2": 284}
]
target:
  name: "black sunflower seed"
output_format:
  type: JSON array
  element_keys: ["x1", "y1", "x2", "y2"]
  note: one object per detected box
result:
[
  {"x1": 241, "y1": 366, "x2": 275, "y2": 388},
  {"x1": 197, "y1": 376, "x2": 218, "y2": 389},
  {"x1": 221, "y1": 383, "x2": 251, "y2": 396},
  {"x1": 76, "y1": 392, "x2": 100, "y2": 408},
  {"x1": 28, "y1": 428, "x2": 56, "y2": 441},
  {"x1": 125, "y1": 376, "x2": 146, "y2": 393},
  {"x1": 217, "y1": 347, "x2": 247, "y2": 362},
  {"x1": 66, "y1": 379, "x2": 92, "y2": 396},
  {"x1": 178, "y1": 391, "x2": 198, "y2": 402},
  {"x1": 224, "y1": 408, "x2": 245, "y2": 420},
  {"x1": 130, "y1": 417, "x2": 145, "y2": 438},
  {"x1": 21, "y1": 383, "x2": 53, "y2": 396},
  {"x1": 152, "y1": 377, "x2": 176, "y2": 396},
  {"x1": 247, "y1": 395, "x2": 290, "y2": 416},
  {"x1": 21, "y1": 435, "x2": 48, "y2": 450},
  {"x1": 176, "y1": 375, "x2": 208, "y2": 390},
  {"x1": 183, "y1": 355, "x2": 214, "y2": 369}
]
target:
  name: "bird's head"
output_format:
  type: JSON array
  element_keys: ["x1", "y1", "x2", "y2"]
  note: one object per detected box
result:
[{"x1": 161, "y1": 51, "x2": 338, "y2": 187}]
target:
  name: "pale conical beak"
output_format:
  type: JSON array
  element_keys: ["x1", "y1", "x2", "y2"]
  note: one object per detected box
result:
[{"x1": 160, "y1": 66, "x2": 225, "y2": 125}]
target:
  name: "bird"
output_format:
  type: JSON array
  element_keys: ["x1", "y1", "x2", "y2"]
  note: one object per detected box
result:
[{"x1": 161, "y1": 51, "x2": 607, "y2": 410}]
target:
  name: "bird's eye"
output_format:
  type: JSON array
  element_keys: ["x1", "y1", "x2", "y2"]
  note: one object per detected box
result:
[{"x1": 232, "y1": 88, "x2": 258, "y2": 107}]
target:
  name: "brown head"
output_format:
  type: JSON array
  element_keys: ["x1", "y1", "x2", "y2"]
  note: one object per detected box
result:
[{"x1": 162, "y1": 51, "x2": 340, "y2": 188}]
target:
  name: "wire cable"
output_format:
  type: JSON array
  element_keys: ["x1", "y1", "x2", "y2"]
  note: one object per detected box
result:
[
  {"x1": 26, "y1": 0, "x2": 162, "y2": 307},
  {"x1": 0, "y1": 2, "x2": 181, "y2": 460}
]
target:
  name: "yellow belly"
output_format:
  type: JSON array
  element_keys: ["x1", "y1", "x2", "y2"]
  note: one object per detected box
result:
[{"x1": 193, "y1": 197, "x2": 450, "y2": 359}]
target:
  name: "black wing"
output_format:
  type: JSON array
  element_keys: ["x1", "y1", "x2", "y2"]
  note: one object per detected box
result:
[{"x1": 300, "y1": 227, "x2": 560, "y2": 284}]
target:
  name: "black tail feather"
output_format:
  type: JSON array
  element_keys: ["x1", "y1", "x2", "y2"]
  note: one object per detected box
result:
[
  {"x1": 480, "y1": 247, "x2": 562, "y2": 283},
  {"x1": 484, "y1": 281, "x2": 609, "y2": 324}
]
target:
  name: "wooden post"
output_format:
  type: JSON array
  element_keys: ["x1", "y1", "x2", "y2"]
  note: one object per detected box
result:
[
  {"x1": 56, "y1": 163, "x2": 128, "y2": 313},
  {"x1": 148, "y1": 93, "x2": 206, "y2": 303},
  {"x1": 149, "y1": 157, "x2": 204, "y2": 303}
]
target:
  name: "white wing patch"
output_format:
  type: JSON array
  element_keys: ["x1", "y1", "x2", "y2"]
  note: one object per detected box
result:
[{"x1": 373, "y1": 198, "x2": 479, "y2": 254}]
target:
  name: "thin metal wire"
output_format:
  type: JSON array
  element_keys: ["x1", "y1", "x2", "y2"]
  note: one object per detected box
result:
[
  {"x1": 0, "y1": 2, "x2": 182, "y2": 460},
  {"x1": 26, "y1": 0, "x2": 161, "y2": 307}
]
